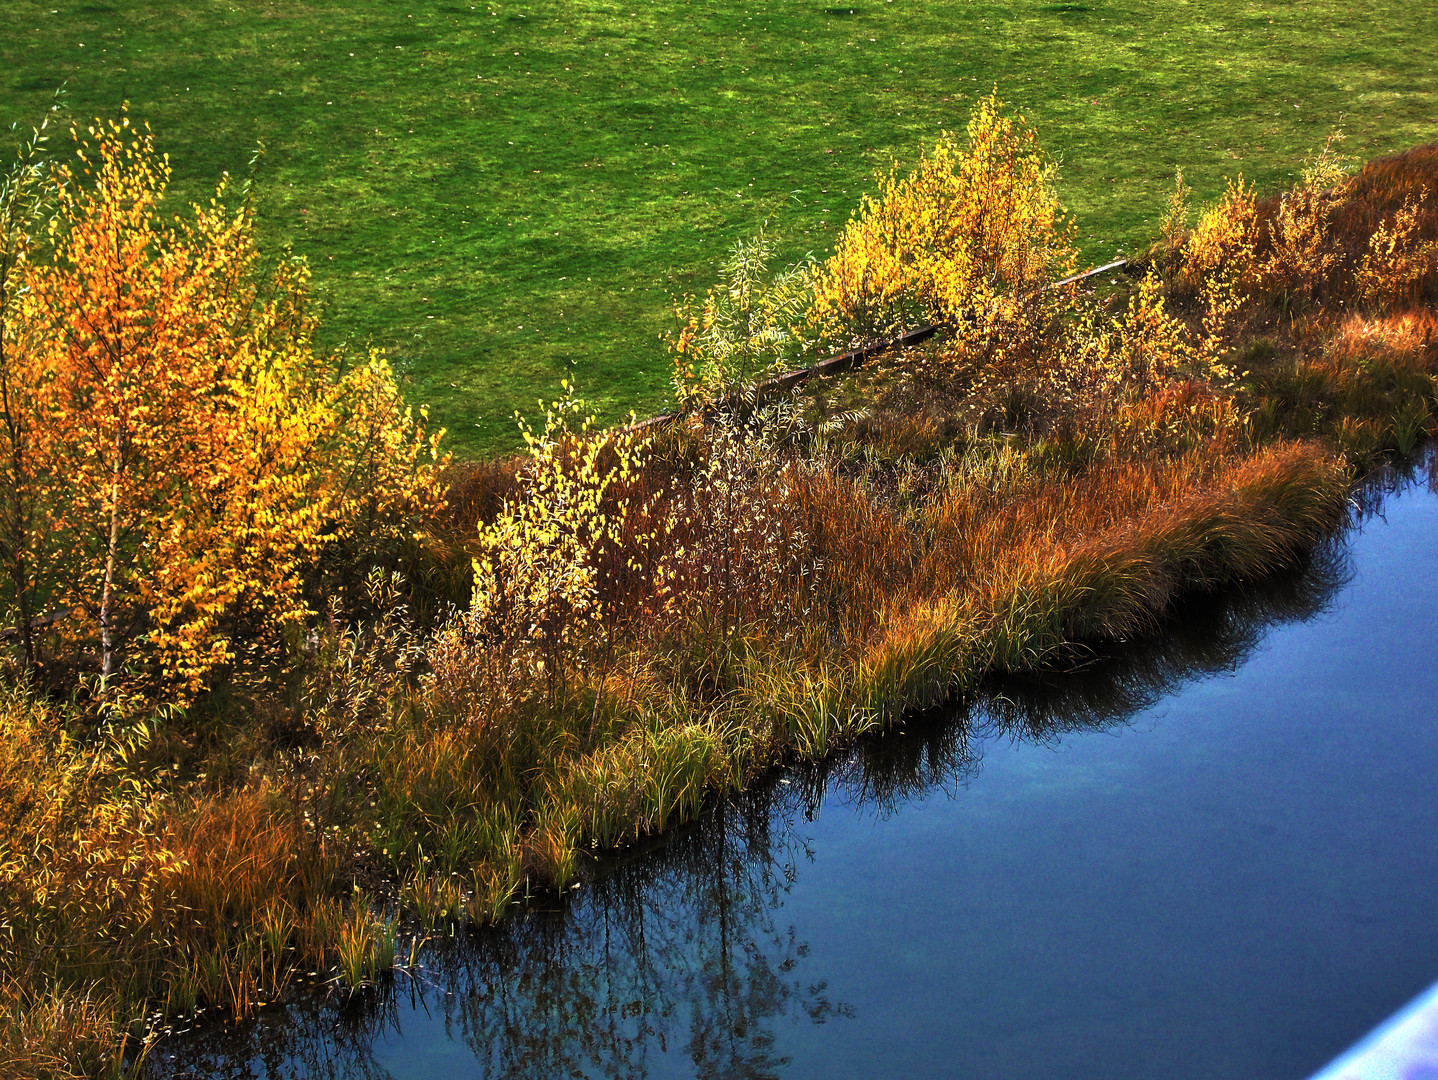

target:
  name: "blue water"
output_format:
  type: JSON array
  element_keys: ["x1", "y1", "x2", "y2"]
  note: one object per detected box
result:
[{"x1": 152, "y1": 455, "x2": 1438, "y2": 1080}]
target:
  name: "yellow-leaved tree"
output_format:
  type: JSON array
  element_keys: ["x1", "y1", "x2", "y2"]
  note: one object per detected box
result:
[
  {"x1": 811, "y1": 92, "x2": 1076, "y2": 348},
  {"x1": 1, "y1": 116, "x2": 445, "y2": 703}
]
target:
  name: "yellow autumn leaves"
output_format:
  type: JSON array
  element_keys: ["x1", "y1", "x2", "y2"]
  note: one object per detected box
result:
[
  {"x1": 0, "y1": 116, "x2": 445, "y2": 706},
  {"x1": 811, "y1": 92, "x2": 1077, "y2": 341}
]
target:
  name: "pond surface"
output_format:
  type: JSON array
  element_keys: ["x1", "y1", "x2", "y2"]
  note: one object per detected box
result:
[{"x1": 151, "y1": 452, "x2": 1438, "y2": 1080}]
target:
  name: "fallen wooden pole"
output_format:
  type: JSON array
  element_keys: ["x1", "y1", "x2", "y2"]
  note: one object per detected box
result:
[{"x1": 627, "y1": 258, "x2": 1129, "y2": 435}]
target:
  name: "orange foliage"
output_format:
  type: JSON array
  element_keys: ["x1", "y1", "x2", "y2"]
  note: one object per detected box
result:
[{"x1": 2, "y1": 117, "x2": 445, "y2": 701}]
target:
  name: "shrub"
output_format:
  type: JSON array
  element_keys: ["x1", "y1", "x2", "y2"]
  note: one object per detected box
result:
[
  {"x1": 1259, "y1": 133, "x2": 1353, "y2": 308},
  {"x1": 1177, "y1": 175, "x2": 1258, "y2": 297},
  {"x1": 654, "y1": 406, "x2": 819, "y2": 697},
  {"x1": 670, "y1": 222, "x2": 817, "y2": 406},
  {"x1": 811, "y1": 92, "x2": 1076, "y2": 344},
  {"x1": 1158, "y1": 166, "x2": 1192, "y2": 270},
  {"x1": 433, "y1": 384, "x2": 658, "y2": 732},
  {"x1": 1355, "y1": 187, "x2": 1438, "y2": 310}
]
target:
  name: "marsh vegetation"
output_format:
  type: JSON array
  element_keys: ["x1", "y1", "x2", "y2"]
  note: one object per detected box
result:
[
  {"x1": 139, "y1": 461, "x2": 1438, "y2": 1079},
  {"x1": 2, "y1": 92, "x2": 1437, "y2": 1077}
]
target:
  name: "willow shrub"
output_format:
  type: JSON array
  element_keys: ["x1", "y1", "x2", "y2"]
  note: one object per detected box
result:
[{"x1": 810, "y1": 92, "x2": 1076, "y2": 346}]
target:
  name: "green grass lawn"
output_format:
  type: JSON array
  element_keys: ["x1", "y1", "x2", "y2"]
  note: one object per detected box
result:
[{"x1": 2, "y1": 0, "x2": 1435, "y2": 454}]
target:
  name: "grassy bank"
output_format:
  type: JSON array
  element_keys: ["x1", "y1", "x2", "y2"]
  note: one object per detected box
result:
[
  {"x1": 3, "y1": 106, "x2": 1438, "y2": 1077},
  {"x1": 2, "y1": 0, "x2": 1435, "y2": 451}
]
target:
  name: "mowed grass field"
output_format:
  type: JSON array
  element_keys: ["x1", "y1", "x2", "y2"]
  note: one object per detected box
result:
[{"x1": 2, "y1": 0, "x2": 1435, "y2": 453}]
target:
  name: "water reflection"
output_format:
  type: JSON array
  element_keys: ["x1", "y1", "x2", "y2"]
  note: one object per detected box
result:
[
  {"x1": 152, "y1": 784, "x2": 842, "y2": 1080},
  {"x1": 150, "y1": 450, "x2": 1435, "y2": 1080},
  {"x1": 799, "y1": 537, "x2": 1350, "y2": 822}
]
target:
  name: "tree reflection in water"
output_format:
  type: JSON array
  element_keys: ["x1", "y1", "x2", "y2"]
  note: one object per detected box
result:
[
  {"x1": 149, "y1": 770, "x2": 856, "y2": 1080},
  {"x1": 148, "y1": 452, "x2": 1398, "y2": 1080}
]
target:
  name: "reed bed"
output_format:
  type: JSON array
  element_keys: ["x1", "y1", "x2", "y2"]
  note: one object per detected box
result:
[{"x1": 3, "y1": 122, "x2": 1438, "y2": 1078}]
